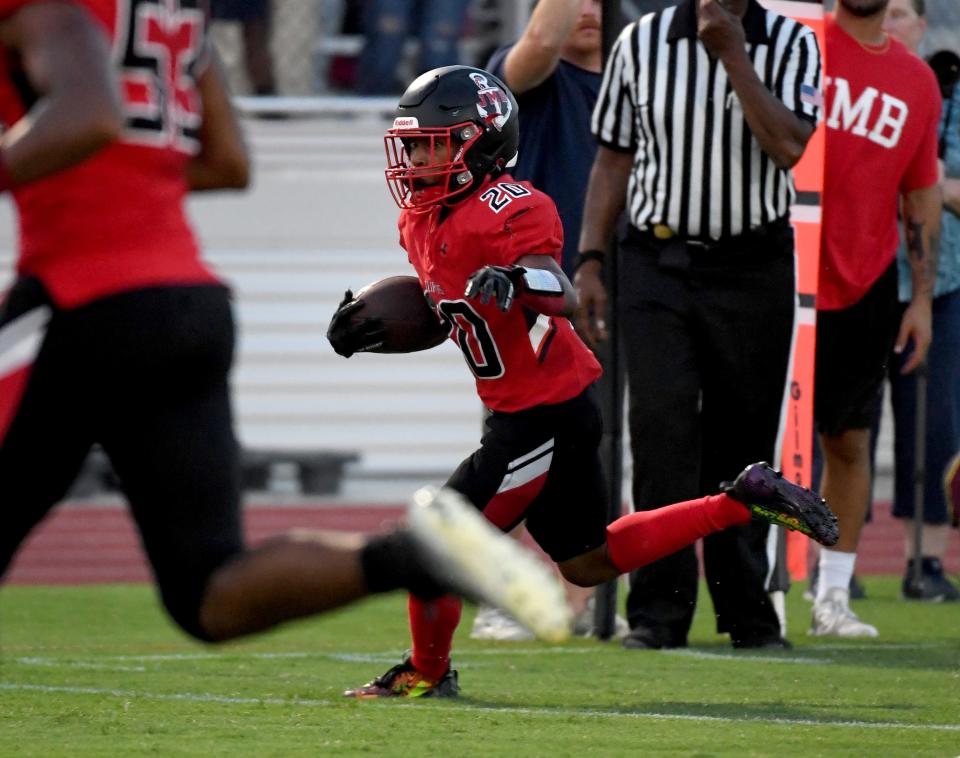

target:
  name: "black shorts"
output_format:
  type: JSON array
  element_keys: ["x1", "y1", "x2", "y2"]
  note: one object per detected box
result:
[
  {"x1": 815, "y1": 264, "x2": 901, "y2": 436},
  {"x1": 0, "y1": 279, "x2": 243, "y2": 639},
  {"x1": 446, "y1": 386, "x2": 609, "y2": 563}
]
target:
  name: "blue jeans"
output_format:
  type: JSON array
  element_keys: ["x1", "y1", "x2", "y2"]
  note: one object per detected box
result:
[{"x1": 356, "y1": 0, "x2": 471, "y2": 95}]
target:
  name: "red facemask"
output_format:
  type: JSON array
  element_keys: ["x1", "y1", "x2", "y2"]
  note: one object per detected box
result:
[{"x1": 383, "y1": 122, "x2": 483, "y2": 209}]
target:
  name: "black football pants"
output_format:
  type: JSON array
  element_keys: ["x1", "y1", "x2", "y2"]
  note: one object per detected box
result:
[
  {"x1": 0, "y1": 280, "x2": 244, "y2": 639},
  {"x1": 619, "y1": 227, "x2": 795, "y2": 647}
]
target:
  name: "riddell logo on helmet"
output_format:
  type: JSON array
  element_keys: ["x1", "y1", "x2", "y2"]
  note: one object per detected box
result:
[
  {"x1": 469, "y1": 72, "x2": 512, "y2": 132},
  {"x1": 392, "y1": 117, "x2": 419, "y2": 129}
]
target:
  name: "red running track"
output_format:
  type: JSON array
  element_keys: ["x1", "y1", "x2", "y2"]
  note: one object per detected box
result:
[{"x1": 4, "y1": 499, "x2": 958, "y2": 585}]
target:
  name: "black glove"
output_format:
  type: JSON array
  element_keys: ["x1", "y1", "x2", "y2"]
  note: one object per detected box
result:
[
  {"x1": 464, "y1": 265, "x2": 525, "y2": 312},
  {"x1": 326, "y1": 289, "x2": 386, "y2": 358}
]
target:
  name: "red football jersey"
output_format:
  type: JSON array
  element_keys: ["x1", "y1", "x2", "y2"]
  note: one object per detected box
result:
[
  {"x1": 399, "y1": 176, "x2": 602, "y2": 413},
  {"x1": 819, "y1": 15, "x2": 940, "y2": 311},
  {"x1": 0, "y1": 0, "x2": 218, "y2": 308}
]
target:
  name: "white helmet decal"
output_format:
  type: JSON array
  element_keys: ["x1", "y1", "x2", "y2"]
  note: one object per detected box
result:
[{"x1": 469, "y1": 72, "x2": 512, "y2": 132}]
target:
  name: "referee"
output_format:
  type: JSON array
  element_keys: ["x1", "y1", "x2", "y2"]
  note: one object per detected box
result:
[{"x1": 575, "y1": 0, "x2": 822, "y2": 649}]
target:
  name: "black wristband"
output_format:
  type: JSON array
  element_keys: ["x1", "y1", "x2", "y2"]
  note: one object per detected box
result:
[{"x1": 572, "y1": 249, "x2": 606, "y2": 272}]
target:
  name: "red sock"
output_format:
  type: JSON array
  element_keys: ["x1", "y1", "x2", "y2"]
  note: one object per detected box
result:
[
  {"x1": 605, "y1": 494, "x2": 751, "y2": 574},
  {"x1": 408, "y1": 593, "x2": 462, "y2": 681}
]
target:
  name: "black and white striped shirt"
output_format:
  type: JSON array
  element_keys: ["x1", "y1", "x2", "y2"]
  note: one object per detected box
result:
[{"x1": 592, "y1": 0, "x2": 822, "y2": 240}]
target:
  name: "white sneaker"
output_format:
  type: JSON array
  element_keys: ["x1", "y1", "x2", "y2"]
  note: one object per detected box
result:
[
  {"x1": 469, "y1": 606, "x2": 535, "y2": 641},
  {"x1": 407, "y1": 486, "x2": 572, "y2": 642},
  {"x1": 809, "y1": 587, "x2": 879, "y2": 638},
  {"x1": 571, "y1": 597, "x2": 630, "y2": 640}
]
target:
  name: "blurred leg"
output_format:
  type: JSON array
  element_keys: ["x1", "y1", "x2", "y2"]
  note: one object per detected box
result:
[
  {"x1": 356, "y1": 0, "x2": 412, "y2": 94},
  {"x1": 241, "y1": 2, "x2": 276, "y2": 95},
  {"x1": 0, "y1": 282, "x2": 94, "y2": 579},
  {"x1": 418, "y1": 0, "x2": 471, "y2": 71}
]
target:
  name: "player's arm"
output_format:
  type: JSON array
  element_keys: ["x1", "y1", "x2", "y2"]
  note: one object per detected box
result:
[
  {"x1": 187, "y1": 48, "x2": 249, "y2": 191},
  {"x1": 465, "y1": 255, "x2": 574, "y2": 317},
  {"x1": 515, "y1": 254, "x2": 577, "y2": 316},
  {"x1": 698, "y1": 0, "x2": 815, "y2": 168},
  {"x1": 0, "y1": 1, "x2": 122, "y2": 186},
  {"x1": 574, "y1": 145, "x2": 632, "y2": 345},
  {"x1": 896, "y1": 182, "x2": 940, "y2": 373},
  {"x1": 501, "y1": 0, "x2": 583, "y2": 94}
]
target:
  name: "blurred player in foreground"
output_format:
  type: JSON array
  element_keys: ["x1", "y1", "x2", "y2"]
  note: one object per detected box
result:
[
  {"x1": 0, "y1": 0, "x2": 571, "y2": 647},
  {"x1": 328, "y1": 65, "x2": 840, "y2": 699}
]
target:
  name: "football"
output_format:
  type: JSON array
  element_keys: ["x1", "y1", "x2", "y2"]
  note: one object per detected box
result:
[{"x1": 352, "y1": 275, "x2": 447, "y2": 353}]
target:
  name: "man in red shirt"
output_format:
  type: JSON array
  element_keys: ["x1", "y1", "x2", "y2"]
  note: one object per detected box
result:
[
  {"x1": 329, "y1": 65, "x2": 840, "y2": 699},
  {"x1": 0, "y1": 0, "x2": 579, "y2": 648},
  {"x1": 811, "y1": 0, "x2": 941, "y2": 636}
]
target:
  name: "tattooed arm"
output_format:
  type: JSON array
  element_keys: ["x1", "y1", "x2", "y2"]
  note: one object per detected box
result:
[{"x1": 895, "y1": 183, "x2": 941, "y2": 373}]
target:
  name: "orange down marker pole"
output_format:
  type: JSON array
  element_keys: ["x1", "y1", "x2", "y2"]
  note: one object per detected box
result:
[{"x1": 763, "y1": 1, "x2": 826, "y2": 581}]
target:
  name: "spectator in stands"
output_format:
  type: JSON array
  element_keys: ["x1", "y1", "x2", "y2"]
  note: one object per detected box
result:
[
  {"x1": 355, "y1": 0, "x2": 472, "y2": 95},
  {"x1": 313, "y1": 0, "x2": 349, "y2": 92},
  {"x1": 0, "y1": 0, "x2": 566, "y2": 648},
  {"x1": 877, "y1": 0, "x2": 960, "y2": 602},
  {"x1": 212, "y1": 0, "x2": 277, "y2": 95}
]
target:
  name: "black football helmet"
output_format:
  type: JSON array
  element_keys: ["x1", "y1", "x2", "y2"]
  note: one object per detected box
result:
[{"x1": 384, "y1": 65, "x2": 520, "y2": 209}]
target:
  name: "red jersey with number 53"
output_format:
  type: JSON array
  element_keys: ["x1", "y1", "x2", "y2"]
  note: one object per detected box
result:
[
  {"x1": 0, "y1": 0, "x2": 218, "y2": 308},
  {"x1": 399, "y1": 176, "x2": 602, "y2": 413}
]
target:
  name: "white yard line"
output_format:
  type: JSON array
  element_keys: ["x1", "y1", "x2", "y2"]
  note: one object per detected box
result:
[
  {"x1": 11, "y1": 641, "x2": 946, "y2": 670},
  {"x1": 14, "y1": 656, "x2": 145, "y2": 673},
  {"x1": 661, "y1": 649, "x2": 829, "y2": 665},
  {"x1": 2, "y1": 682, "x2": 958, "y2": 733},
  {"x1": 15, "y1": 647, "x2": 597, "y2": 664}
]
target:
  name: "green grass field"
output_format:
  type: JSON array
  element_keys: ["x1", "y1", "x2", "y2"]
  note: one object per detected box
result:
[{"x1": 1, "y1": 578, "x2": 958, "y2": 757}]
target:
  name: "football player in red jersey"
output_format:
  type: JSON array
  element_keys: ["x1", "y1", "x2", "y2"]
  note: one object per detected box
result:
[
  {"x1": 329, "y1": 65, "x2": 841, "y2": 699},
  {"x1": 0, "y1": 1, "x2": 584, "y2": 648}
]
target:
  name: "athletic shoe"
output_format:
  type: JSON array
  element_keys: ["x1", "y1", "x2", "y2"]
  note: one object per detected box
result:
[
  {"x1": 469, "y1": 606, "x2": 535, "y2": 641},
  {"x1": 343, "y1": 658, "x2": 459, "y2": 699},
  {"x1": 809, "y1": 587, "x2": 879, "y2": 638},
  {"x1": 723, "y1": 462, "x2": 839, "y2": 546},
  {"x1": 803, "y1": 562, "x2": 867, "y2": 601},
  {"x1": 621, "y1": 627, "x2": 687, "y2": 650},
  {"x1": 472, "y1": 604, "x2": 631, "y2": 641},
  {"x1": 571, "y1": 597, "x2": 630, "y2": 640},
  {"x1": 406, "y1": 486, "x2": 572, "y2": 643},
  {"x1": 902, "y1": 557, "x2": 960, "y2": 602},
  {"x1": 732, "y1": 636, "x2": 793, "y2": 650}
]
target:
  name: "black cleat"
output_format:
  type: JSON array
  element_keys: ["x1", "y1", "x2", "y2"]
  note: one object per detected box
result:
[
  {"x1": 902, "y1": 557, "x2": 960, "y2": 602},
  {"x1": 723, "y1": 462, "x2": 839, "y2": 546},
  {"x1": 343, "y1": 658, "x2": 459, "y2": 699}
]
